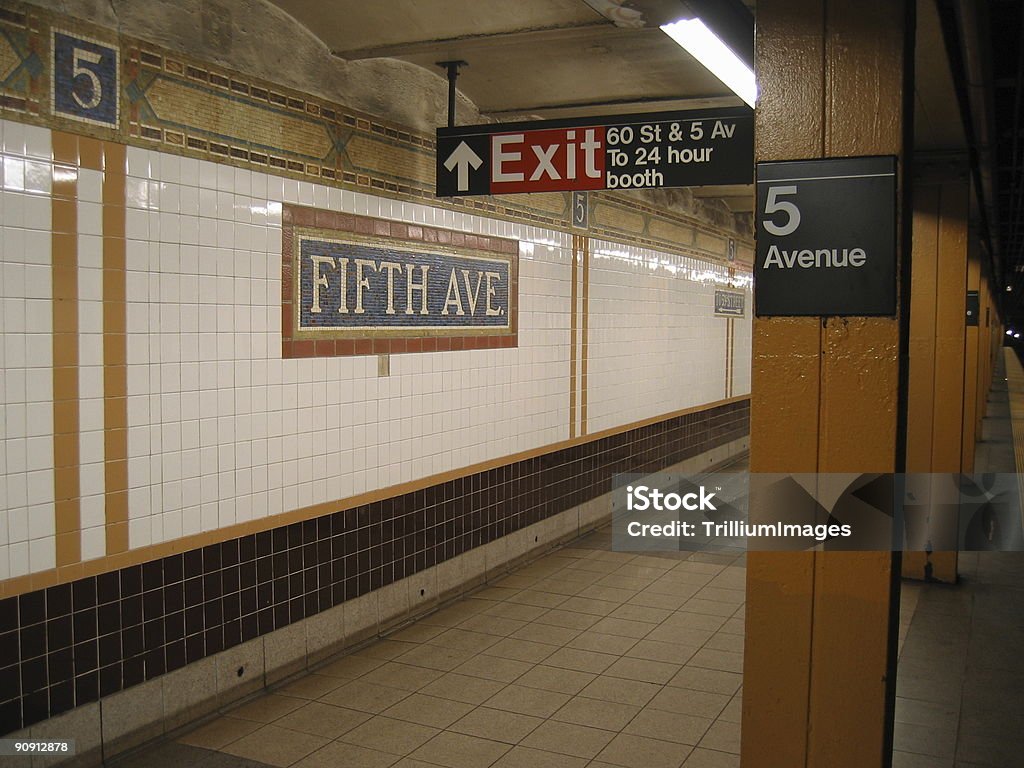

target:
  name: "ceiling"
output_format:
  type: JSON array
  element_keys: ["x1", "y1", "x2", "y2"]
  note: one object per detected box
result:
[
  {"x1": 271, "y1": 0, "x2": 744, "y2": 116},
  {"x1": 990, "y1": 0, "x2": 1024, "y2": 317},
  {"x1": 263, "y1": 0, "x2": 1002, "y2": 236},
  {"x1": 267, "y1": 0, "x2": 756, "y2": 212}
]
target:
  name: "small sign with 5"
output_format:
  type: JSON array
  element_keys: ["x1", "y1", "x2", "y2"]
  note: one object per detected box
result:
[
  {"x1": 51, "y1": 31, "x2": 119, "y2": 128},
  {"x1": 754, "y1": 156, "x2": 897, "y2": 316}
]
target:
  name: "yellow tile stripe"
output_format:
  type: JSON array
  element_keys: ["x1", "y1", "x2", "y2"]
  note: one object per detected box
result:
[
  {"x1": 569, "y1": 234, "x2": 579, "y2": 440},
  {"x1": 580, "y1": 235, "x2": 590, "y2": 436},
  {"x1": 726, "y1": 266, "x2": 736, "y2": 399},
  {"x1": 725, "y1": 318, "x2": 733, "y2": 398},
  {"x1": 101, "y1": 142, "x2": 130, "y2": 555},
  {"x1": 51, "y1": 132, "x2": 80, "y2": 567}
]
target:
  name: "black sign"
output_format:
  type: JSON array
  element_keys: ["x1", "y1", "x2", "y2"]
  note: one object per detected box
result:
[
  {"x1": 436, "y1": 108, "x2": 753, "y2": 197},
  {"x1": 715, "y1": 290, "x2": 746, "y2": 317},
  {"x1": 571, "y1": 191, "x2": 589, "y2": 230},
  {"x1": 754, "y1": 156, "x2": 897, "y2": 317},
  {"x1": 966, "y1": 290, "x2": 979, "y2": 326}
]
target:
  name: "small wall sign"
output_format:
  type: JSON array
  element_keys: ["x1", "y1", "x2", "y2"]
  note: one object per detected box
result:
[
  {"x1": 966, "y1": 290, "x2": 979, "y2": 327},
  {"x1": 715, "y1": 290, "x2": 746, "y2": 317},
  {"x1": 571, "y1": 190, "x2": 589, "y2": 230}
]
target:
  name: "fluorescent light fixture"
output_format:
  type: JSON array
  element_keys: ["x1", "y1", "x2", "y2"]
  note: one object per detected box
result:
[
  {"x1": 661, "y1": 18, "x2": 757, "y2": 108},
  {"x1": 1015, "y1": 333, "x2": 1021, "y2": 339},
  {"x1": 1007, "y1": 329, "x2": 1014, "y2": 336}
]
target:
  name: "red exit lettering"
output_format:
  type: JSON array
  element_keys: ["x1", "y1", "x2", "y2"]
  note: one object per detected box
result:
[{"x1": 490, "y1": 127, "x2": 606, "y2": 194}]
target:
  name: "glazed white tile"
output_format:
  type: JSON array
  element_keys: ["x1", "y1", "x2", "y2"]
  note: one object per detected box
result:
[{"x1": 1, "y1": 120, "x2": 56, "y2": 577}]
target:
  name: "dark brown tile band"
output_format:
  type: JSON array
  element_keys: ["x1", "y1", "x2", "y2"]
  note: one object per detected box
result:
[{"x1": 0, "y1": 399, "x2": 748, "y2": 735}]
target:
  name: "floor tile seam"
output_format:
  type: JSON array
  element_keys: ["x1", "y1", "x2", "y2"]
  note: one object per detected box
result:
[
  {"x1": 175, "y1": 713, "x2": 259, "y2": 754},
  {"x1": 195, "y1": 698, "x2": 327, "y2": 754},
  {"x1": 496, "y1": 577, "x2": 593, "y2": 599},
  {"x1": 629, "y1": 598, "x2": 740, "y2": 663},
  {"x1": 687, "y1": 741, "x2": 744, "y2": 758},
  {"x1": 276, "y1": 706, "x2": 375, "y2": 739},
  {"x1": 312, "y1": 673, "x2": 421, "y2": 710},
  {"x1": 439, "y1": 708, "x2": 553, "y2": 748},
  {"x1": 949, "y1": 589, "x2": 985, "y2": 768},
  {"x1": 218, "y1": 721, "x2": 330, "y2": 767},
  {"x1": 492, "y1": 594, "x2": 657, "y2": 647},
  {"x1": 403, "y1": 729, "x2": 520, "y2": 765},
  {"x1": 413, "y1": 739, "x2": 589, "y2": 768},
  {"x1": 633, "y1": 699, "x2": 728, "y2": 722}
]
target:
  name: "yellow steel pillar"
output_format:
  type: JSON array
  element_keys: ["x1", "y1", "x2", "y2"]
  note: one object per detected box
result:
[
  {"x1": 743, "y1": 1, "x2": 911, "y2": 766},
  {"x1": 980, "y1": 271, "x2": 995, "y2": 401},
  {"x1": 902, "y1": 160, "x2": 968, "y2": 583}
]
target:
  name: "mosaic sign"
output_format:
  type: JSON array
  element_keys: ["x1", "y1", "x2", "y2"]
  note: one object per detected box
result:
[
  {"x1": 51, "y1": 30, "x2": 119, "y2": 127},
  {"x1": 714, "y1": 290, "x2": 746, "y2": 317},
  {"x1": 295, "y1": 233, "x2": 513, "y2": 333},
  {"x1": 282, "y1": 208, "x2": 519, "y2": 356}
]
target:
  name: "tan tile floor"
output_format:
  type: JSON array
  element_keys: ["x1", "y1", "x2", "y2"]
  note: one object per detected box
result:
[
  {"x1": 121, "y1": 362, "x2": 1023, "y2": 768},
  {"x1": 176, "y1": 533, "x2": 747, "y2": 768},
  {"x1": 890, "y1": 360, "x2": 1024, "y2": 768}
]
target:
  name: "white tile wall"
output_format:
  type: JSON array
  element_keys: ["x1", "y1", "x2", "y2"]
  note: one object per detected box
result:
[
  {"x1": 120, "y1": 146, "x2": 581, "y2": 548},
  {"x1": 587, "y1": 239, "x2": 752, "y2": 433},
  {"x1": 1, "y1": 119, "x2": 56, "y2": 578},
  {"x1": 78, "y1": 167, "x2": 106, "y2": 562},
  {"x1": 0, "y1": 118, "x2": 753, "y2": 571}
]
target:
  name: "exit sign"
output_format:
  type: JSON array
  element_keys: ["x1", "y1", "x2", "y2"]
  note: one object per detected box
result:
[{"x1": 436, "y1": 108, "x2": 753, "y2": 197}]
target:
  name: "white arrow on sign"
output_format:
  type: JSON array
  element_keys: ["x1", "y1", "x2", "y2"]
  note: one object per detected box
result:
[{"x1": 443, "y1": 141, "x2": 483, "y2": 192}]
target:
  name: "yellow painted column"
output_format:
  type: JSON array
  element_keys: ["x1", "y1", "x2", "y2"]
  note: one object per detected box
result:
[
  {"x1": 743, "y1": 1, "x2": 910, "y2": 766},
  {"x1": 981, "y1": 275, "x2": 995, "y2": 399},
  {"x1": 902, "y1": 162, "x2": 968, "y2": 583}
]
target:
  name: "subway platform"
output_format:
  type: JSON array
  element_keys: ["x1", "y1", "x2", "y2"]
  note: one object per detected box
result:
[
  {"x1": 892, "y1": 354, "x2": 1024, "y2": 768},
  {"x1": 113, "y1": 489, "x2": 748, "y2": 768},
  {"x1": 107, "y1": 354, "x2": 1024, "y2": 768},
  {"x1": 2, "y1": 2, "x2": 1022, "y2": 765}
]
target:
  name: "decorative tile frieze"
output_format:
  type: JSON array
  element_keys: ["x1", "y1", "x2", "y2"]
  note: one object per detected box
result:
[{"x1": 0, "y1": 2, "x2": 754, "y2": 265}]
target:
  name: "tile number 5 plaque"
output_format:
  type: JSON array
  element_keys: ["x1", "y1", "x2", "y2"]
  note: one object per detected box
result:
[{"x1": 51, "y1": 31, "x2": 120, "y2": 128}]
